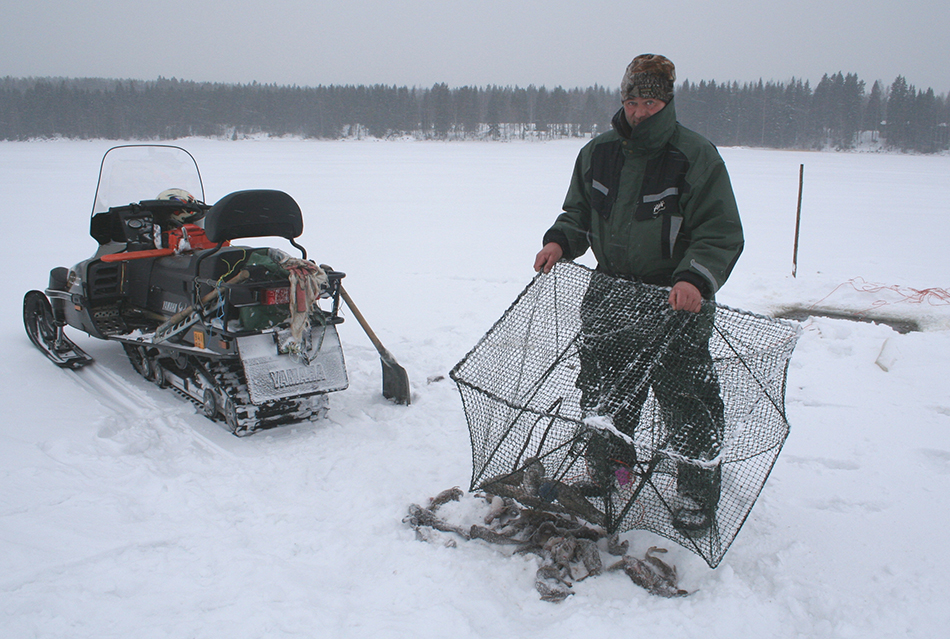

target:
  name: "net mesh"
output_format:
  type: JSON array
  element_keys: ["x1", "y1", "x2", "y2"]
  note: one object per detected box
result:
[{"x1": 450, "y1": 261, "x2": 800, "y2": 568}]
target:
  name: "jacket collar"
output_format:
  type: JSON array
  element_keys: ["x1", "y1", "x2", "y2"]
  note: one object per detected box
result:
[{"x1": 611, "y1": 97, "x2": 677, "y2": 154}]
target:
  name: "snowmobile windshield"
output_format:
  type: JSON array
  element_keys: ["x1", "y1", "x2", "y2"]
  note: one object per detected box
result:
[{"x1": 91, "y1": 145, "x2": 205, "y2": 216}]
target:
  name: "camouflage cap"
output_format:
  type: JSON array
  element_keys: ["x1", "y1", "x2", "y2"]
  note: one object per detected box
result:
[{"x1": 621, "y1": 54, "x2": 676, "y2": 102}]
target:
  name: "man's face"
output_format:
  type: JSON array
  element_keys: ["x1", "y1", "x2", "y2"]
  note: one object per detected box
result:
[{"x1": 623, "y1": 97, "x2": 667, "y2": 127}]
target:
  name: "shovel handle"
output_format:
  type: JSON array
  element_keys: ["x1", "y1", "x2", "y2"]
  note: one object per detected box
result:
[
  {"x1": 339, "y1": 285, "x2": 388, "y2": 357},
  {"x1": 338, "y1": 284, "x2": 410, "y2": 405}
]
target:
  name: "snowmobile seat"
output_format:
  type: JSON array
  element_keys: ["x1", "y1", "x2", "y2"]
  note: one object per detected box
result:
[{"x1": 204, "y1": 190, "x2": 304, "y2": 248}]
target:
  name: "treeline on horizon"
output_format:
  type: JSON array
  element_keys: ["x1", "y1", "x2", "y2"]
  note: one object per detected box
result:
[{"x1": 1, "y1": 73, "x2": 947, "y2": 153}]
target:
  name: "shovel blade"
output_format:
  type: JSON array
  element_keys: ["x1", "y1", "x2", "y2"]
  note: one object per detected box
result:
[{"x1": 381, "y1": 355, "x2": 411, "y2": 405}]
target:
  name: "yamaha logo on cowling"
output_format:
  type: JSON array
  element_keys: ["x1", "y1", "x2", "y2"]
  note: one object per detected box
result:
[{"x1": 162, "y1": 300, "x2": 186, "y2": 314}]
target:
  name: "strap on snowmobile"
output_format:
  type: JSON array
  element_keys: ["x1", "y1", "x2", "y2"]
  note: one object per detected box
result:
[{"x1": 101, "y1": 248, "x2": 175, "y2": 262}]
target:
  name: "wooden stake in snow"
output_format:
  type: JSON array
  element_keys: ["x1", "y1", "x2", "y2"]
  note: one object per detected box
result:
[{"x1": 792, "y1": 164, "x2": 804, "y2": 278}]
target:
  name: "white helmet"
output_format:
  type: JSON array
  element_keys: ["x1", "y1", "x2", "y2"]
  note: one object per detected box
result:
[{"x1": 157, "y1": 188, "x2": 199, "y2": 223}]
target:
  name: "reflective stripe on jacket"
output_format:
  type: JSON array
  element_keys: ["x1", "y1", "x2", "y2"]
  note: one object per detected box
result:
[{"x1": 543, "y1": 99, "x2": 743, "y2": 297}]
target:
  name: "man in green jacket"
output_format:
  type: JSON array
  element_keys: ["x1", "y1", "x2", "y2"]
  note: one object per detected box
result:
[{"x1": 533, "y1": 54, "x2": 743, "y2": 532}]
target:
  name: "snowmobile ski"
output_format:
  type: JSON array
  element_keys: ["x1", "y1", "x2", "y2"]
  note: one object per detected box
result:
[{"x1": 23, "y1": 290, "x2": 94, "y2": 369}]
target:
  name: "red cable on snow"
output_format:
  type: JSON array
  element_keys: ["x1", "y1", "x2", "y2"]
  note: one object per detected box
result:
[{"x1": 808, "y1": 277, "x2": 950, "y2": 318}]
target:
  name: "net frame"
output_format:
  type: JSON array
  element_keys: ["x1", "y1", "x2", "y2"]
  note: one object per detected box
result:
[{"x1": 450, "y1": 261, "x2": 800, "y2": 567}]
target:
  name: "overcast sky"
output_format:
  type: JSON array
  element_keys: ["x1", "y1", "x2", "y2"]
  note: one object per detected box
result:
[{"x1": 2, "y1": 0, "x2": 947, "y2": 94}]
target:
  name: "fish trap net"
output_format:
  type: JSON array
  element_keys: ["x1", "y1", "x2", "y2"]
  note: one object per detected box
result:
[{"x1": 450, "y1": 261, "x2": 800, "y2": 568}]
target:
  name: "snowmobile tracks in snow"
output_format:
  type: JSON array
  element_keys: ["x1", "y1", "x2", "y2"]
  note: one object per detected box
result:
[
  {"x1": 65, "y1": 351, "x2": 328, "y2": 445},
  {"x1": 63, "y1": 360, "x2": 241, "y2": 460}
]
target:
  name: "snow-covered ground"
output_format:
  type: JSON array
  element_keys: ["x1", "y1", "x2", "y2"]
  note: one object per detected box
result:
[{"x1": 2, "y1": 138, "x2": 949, "y2": 638}]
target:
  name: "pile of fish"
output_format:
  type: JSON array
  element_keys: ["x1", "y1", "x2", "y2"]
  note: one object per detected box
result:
[{"x1": 405, "y1": 480, "x2": 689, "y2": 602}]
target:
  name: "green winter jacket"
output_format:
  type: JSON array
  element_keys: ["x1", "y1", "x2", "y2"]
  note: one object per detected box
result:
[{"x1": 543, "y1": 99, "x2": 743, "y2": 298}]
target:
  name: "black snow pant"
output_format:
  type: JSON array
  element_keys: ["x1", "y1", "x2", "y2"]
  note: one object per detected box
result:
[{"x1": 575, "y1": 274, "x2": 724, "y2": 510}]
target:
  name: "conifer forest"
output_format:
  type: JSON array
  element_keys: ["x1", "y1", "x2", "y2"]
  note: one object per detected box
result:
[{"x1": 1, "y1": 73, "x2": 946, "y2": 152}]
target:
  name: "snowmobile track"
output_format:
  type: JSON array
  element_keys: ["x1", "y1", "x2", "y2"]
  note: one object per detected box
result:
[{"x1": 64, "y1": 360, "x2": 245, "y2": 459}]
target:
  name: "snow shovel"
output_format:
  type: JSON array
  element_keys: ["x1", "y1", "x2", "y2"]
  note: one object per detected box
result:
[{"x1": 339, "y1": 285, "x2": 411, "y2": 405}]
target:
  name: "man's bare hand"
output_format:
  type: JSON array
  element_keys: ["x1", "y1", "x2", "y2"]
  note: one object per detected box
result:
[
  {"x1": 668, "y1": 281, "x2": 703, "y2": 313},
  {"x1": 534, "y1": 242, "x2": 564, "y2": 273}
]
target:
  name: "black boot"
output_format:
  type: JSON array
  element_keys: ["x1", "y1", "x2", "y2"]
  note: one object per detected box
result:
[{"x1": 672, "y1": 463, "x2": 720, "y2": 532}]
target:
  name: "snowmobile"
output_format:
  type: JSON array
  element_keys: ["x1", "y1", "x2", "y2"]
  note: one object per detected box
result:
[{"x1": 23, "y1": 144, "x2": 409, "y2": 435}]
